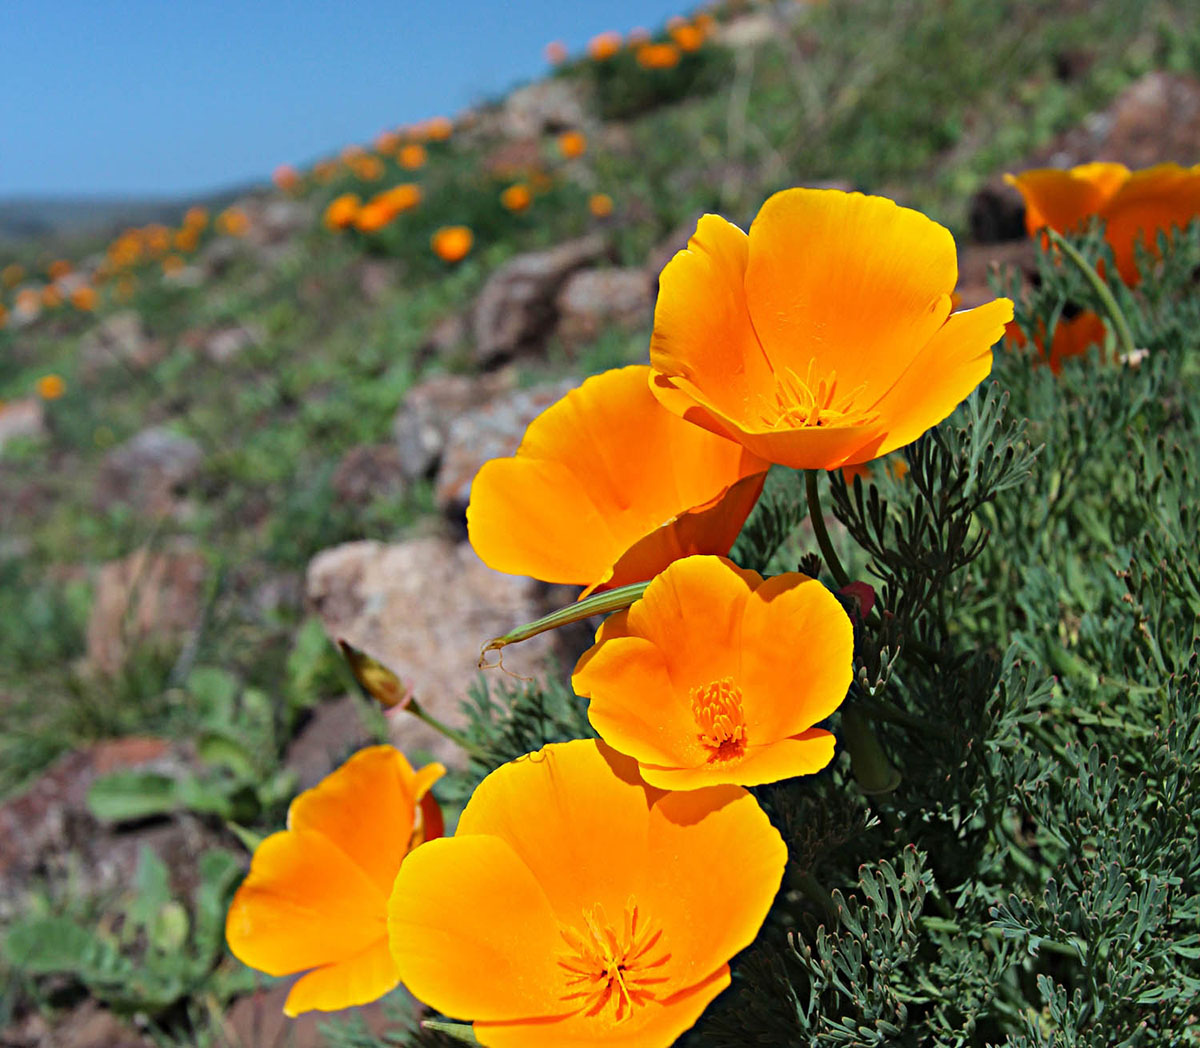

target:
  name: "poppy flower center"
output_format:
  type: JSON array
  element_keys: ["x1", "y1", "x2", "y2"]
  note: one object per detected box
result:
[
  {"x1": 761, "y1": 363, "x2": 879, "y2": 430},
  {"x1": 557, "y1": 900, "x2": 671, "y2": 1022},
  {"x1": 691, "y1": 677, "x2": 748, "y2": 761}
]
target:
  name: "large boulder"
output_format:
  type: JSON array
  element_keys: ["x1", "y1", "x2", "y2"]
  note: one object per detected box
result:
[
  {"x1": 305, "y1": 536, "x2": 559, "y2": 766},
  {"x1": 471, "y1": 234, "x2": 610, "y2": 366},
  {"x1": 554, "y1": 267, "x2": 655, "y2": 348},
  {"x1": 499, "y1": 79, "x2": 589, "y2": 139}
]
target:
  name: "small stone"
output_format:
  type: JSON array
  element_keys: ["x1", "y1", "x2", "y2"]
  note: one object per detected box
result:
[
  {"x1": 203, "y1": 324, "x2": 260, "y2": 364},
  {"x1": 95, "y1": 425, "x2": 203, "y2": 517},
  {"x1": 0, "y1": 398, "x2": 45, "y2": 452},
  {"x1": 79, "y1": 311, "x2": 161, "y2": 376}
]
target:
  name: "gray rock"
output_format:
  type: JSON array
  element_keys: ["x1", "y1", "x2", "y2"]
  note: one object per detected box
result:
[
  {"x1": 500, "y1": 79, "x2": 589, "y2": 138},
  {"x1": 555, "y1": 267, "x2": 655, "y2": 348},
  {"x1": 79, "y1": 310, "x2": 161, "y2": 376},
  {"x1": 95, "y1": 425, "x2": 203, "y2": 517},
  {"x1": 331, "y1": 442, "x2": 409, "y2": 506},
  {"x1": 0, "y1": 398, "x2": 45, "y2": 452}
]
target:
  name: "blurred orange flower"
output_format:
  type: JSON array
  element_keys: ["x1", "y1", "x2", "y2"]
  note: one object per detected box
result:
[
  {"x1": 500, "y1": 183, "x2": 532, "y2": 212},
  {"x1": 183, "y1": 206, "x2": 209, "y2": 230},
  {"x1": 41, "y1": 285, "x2": 62, "y2": 309},
  {"x1": 162, "y1": 254, "x2": 186, "y2": 275},
  {"x1": 558, "y1": 130, "x2": 588, "y2": 159},
  {"x1": 544, "y1": 40, "x2": 568, "y2": 64},
  {"x1": 374, "y1": 130, "x2": 400, "y2": 155},
  {"x1": 574, "y1": 556, "x2": 851, "y2": 789},
  {"x1": 36, "y1": 374, "x2": 66, "y2": 400},
  {"x1": 423, "y1": 116, "x2": 453, "y2": 141},
  {"x1": 174, "y1": 227, "x2": 199, "y2": 253},
  {"x1": 1007, "y1": 309, "x2": 1108, "y2": 375},
  {"x1": 588, "y1": 30, "x2": 623, "y2": 60},
  {"x1": 629, "y1": 26, "x2": 651, "y2": 45},
  {"x1": 637, "y1": 42, "x2": 682, "y2": 69},
  {"x1": 324, "y1": 193, "x2": 362, "y2": 231},
  {"x1": 431, "y1": 225, "x2": 473, "y2": 263},
  {"x1": 354, "y1": 200, "x2": 396, "y2": 233},
  {"x1": 70, "y1": 285, "x2": 97, "y2": 311},
  {"x1": 144, "y1": 224, "x2": 171, "y2": 255},
  {"x1": 649, "y1": 188, "x2": 1012, "y2": 470},
  {"x1": 388, "y1": 738, "x2": 785, "y2": 1048},
  {"x1": 0, "y1": 303, "x2": 8, "y2": 327},
  {"x1": 378, "y1": 183, "x2": 422, "y2": 214},
  {"x1": 217, "y1": 208, "x2": 249, "y2": 236},
  {"x1": 352, "y1": 154, "x2": 385, "y2": 181},
  {"x1": 1, "y1": 263, "x2": 24, "y2": 287},
  {"x1": 1005, "y1": 162, "x2": 1200, "y2": 285},
  {"x1": 467, "y1": 365, "x2": 767, "y2": 596},
  {"x1": 227, "y1": 746, "x2": 445, "y2": 1017},
  {"x1": 588, "y1": 192, "x2": 614, "y2": 217},
  {"x1": 398, "y1": 143, "x2": 427, "y2": 170},
  {"x1": 15, "y1": 288, "x2": 39, "y2": 314},
  {"x1": 47, "y1": 259, "x2": 72, "y2": 280},
  {"x1": 670, "y1": 23, "x2": 705, "y2": 51},
  {"x1": 273, "y1": 164, "x2": 301, "y2": 191}
]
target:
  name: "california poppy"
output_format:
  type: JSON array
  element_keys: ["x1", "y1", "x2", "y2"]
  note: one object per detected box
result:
[
  {"x1": 217, "y1": 208, "x2": 249, "y2": 237},
  {"x1": 1006, "y1": 162, "x2": 1200, "y2": 285},
  {"x1": 573, "y1": 556, "x2": 851, "y2": 788},
  {"x1": 47, "y1": 259, "x2": 72, "y2": 280},
  {"x1": 354, "y1": 200, "x2": 396, "y2": 233},
  {"x1": 398, "y1": 143, "x2": 427, "y2": 170},
  {"x1": 500, "y1": 183, "x2": 532, "y2": 212},
  {"x1": 588, "y1": 31, "x2": 622, "y2": 60},
  {"x1": 544, "y1": 40, "x2": 568, "y2": 64},
  {"x1": 431, "y1": 226, "x2": 474, "y2": 263},
  {"x1": 378, "y1": 183, "x2": 421, "y2": 214},
  {"x1": 1007, "y1": 309, "x2": 1108, "y2": 375},
  {"x1": 36, "y1": 374, "x2": 66, "y2": 400},
  {"x1": 388, "y1": 738, "x2": 785, "y2": 1048},
  {"x1": 589, "y1": 192, "x2": 614, "y2": 218},
  {"x1": 70, "y1": 285, "x2": 97, "y2": 312},
  {"x1": 40, "y1": 285, "x2": 62, "y2": 309},
  {"x1": 649, "y1": 188, "x2": 1012, "y2": 470},
  {"x1": 670, "y1": 23, "x2": 705, "y2": 52},
  {"x1": 558, "y1": 130, "x2": 588, "y2": 159},
  {"x1": 183, "y1": 206, "x2": 209, "y2": 230},
  {"x1": 423, "y1": 116, "x2": 454, "y2": 142},
  {"x1": 637, "y1": 43, "x2": 682, "y2": 70},
  {"x1": 226, "y1": 746, "x2": 444, "y2": 1016},
  {"x1": 273, "y1": 164, "x2": 301, "y2": 191},
  {"x1": 467, "y1": 365, "x2": 766, "y2": 596},
  {"x1": 1, "y1": 264, "x2": 23, "y2": 288},
  {"x1": 324, "y1": 193, "x2": 362, "y2": 231}
]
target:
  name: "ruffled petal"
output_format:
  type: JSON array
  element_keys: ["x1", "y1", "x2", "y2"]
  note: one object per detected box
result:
[{"x1": 282, "y1": 937, "x2": 399, "y2": 1016}]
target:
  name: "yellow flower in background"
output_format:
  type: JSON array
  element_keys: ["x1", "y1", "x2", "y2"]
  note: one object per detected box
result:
[
  {"x1": 36, "y1": 374, "x2": 66, "y2": 400},
  {"x1": 388, "y1": 739, "x2": 786, "y2": 1048},
  {"x1": 431, "y1": 225, "x2": 474, "y2": 263},
  {"x1": 649, "y1": 188, "x2": 1012, "y2": 470},
  {"x1": 227, "y1": 746, "x2": 445, "y2": 1016}
]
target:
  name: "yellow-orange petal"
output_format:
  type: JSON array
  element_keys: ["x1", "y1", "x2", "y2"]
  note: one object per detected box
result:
[
  {"x1": 744, "y1": 189, "x2": 957, "y2": 403},
  {"x1": 283, "y1": 937, "x2": 399, "y2": 1017},
  {"x1": 867, "y1": 297, "x2": 1012, "y2": 459},
  {"x1": 1099, "y1": 162, "x2": 1200, "y2": 284},
  {"x1": 388, "y1": 834, "x2": 571, "y2": 1022},
  {"x1": 738, "y1": 573, "x2": 853, "y2": 739},
  {"x1": 649, "y1": 215, "x2": 774, "y2": 424},
  {"x1": 287, "y1": 746, "x2": 443, "y2": 898},
  {"x1": 225, "y1": 829, "x2": 387, "y2": 977},
  {"x1": 1005, "y1": 163, "x2": 1129, "y2": 236},
  {"x1": 639, "y1": 729, "x2": 835, "y2": 790}
]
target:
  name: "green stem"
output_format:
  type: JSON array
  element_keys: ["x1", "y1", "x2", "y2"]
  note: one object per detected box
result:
[
  {"x1": 406, "y1": 698, "x2": 493, "y2": 763},
  {"x1": 1043, "y1": 227, "x2": 1137, "y2": 360},
  {"x1": 479, "y1": 581, "x2": 649, "y2": 664},
  {"x1": 841, "y1": 705, "x2": 901, "y2": 795},
  {"x1": 805, "y1": 470, "x2": 852, "y2": 589}
]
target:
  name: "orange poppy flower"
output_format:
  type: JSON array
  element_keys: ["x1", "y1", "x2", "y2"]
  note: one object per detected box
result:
[
  {"x1": 378, "y1": 183, "x2": 422, "y2": 214},
  {"x1": 558, "y1": 130, "x2": 588, "y2": 159},
  {"x1": 587, "y1": 30, "x2": 622, "y2": 60},
  {"x1": 573, "y1": 556, "x2": 851, "y2": 789},
  {"x1": 1005, "y1": 162, "x2": 1200, "y2": 285},
  {"x1": 174, "y1": 227, "x2": 199, "y2": 253},
  {"x1": 183, "y1": 206, "x2": 209, "y2": 230},
  {"x1": 354, "y1": 200, "x2": 396, "y2": 233},
  {"x1": 70, "y1": 285, "x2": 97, "y2": 312},
  {"x1": 1007, "y1": 309, "x2": 1108, "y2": 375},
  {"x1": 162, "y1": 254, "x2": 186, "y2": 275},
  {"x1": 47, "y1": 259, "x2": 72, "y2": 280},
  {"x1": 398, "y1": 143, "x2": 427, "y2": 170},
  {"x1": 388, "y1": 738, "x2": 785, "y2": 1048},
  {"x1": 670, "y1": 23, "x2": 705, "y2": 52},
  {"x1": 648, "y1": 188, "x2": 1013, "y2": 470},
  {"x1": 423, "y1": 116, "x2": 453, "y2": 142},
  {"x1": 637, "y1": 43, "x2": 681, "y2": 70},
  {"x1": 15, "y1": 288, "x2": 39, "y2": 314},
  {"x1": 466, "y1": 365, "x2": 767, "y2": 596},
  {"x1": 324, "y1": 193, "x2": 362, "y2": 231},
  {"x1": 629, "y1": 26, "x2": 651, "y2": 45},
  {"x1": 544, "y1": 39, "x2": 568, "y2": 64},
  {"x1": 226, "y1": 746, "x2": 444, "y2": 1017},
  {"x1": 41, "y1": 284, "x2": 62, "y2": 309},
  {"x1": 273, "y1": 164, "x2": 301, "y2": 191},
  {"x1": 588, "y1": 192, "x2": 614, "y2": 218},
  {"x1": 352, "y1": 154, "x2": 385, "y2": 181},
  {"x1": 217, "y1": 208, "x2": 249, "y2": 237},
  {"x1": 500, "y1": 183, "x2": 532, "y2": 212},
  {"x1": 36, "y1": 374, "x2": 66, "y2": 400},
  {"x1": 431, "y1": 225, "x2": 473, "y2": 263},
  {"x1": 374, "y1": 130, "x2": 400, "y2": 155},
  {"x1": 1, "y1": 263, "x2": 23, "y2": 288}
]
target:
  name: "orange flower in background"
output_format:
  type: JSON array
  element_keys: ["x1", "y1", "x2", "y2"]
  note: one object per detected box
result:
[
  {"x1": 544, "y1": 39, "x2": 568, "y2": 64},
  {"x1": 431, "y1": 225, "x2": 473, "y2": 263},
  {"x1": 388, "y1": 738, "x2": 785, "y2": 1048},
  {"x1": 374, "y1": 130, "x2": 401, "y2": 155},
  {"x1": 574, "y1": 556, "x2": 851, "y2": 789},
  {"x1": 629, "y1": 26, "x2": 651, "y2": 44},
  {"x1": 2, "y1": 263, "x2": 23, "y2": 287},
  {"x1": 694, "y1": 12, "x2": 716, "y2": 34},
  {"x1": 227, "y1": 746, "x2": 444, "y2": 1017},
  {"x1": 41, "y1": 284, "x2": 62, "y2": 309},
  {"x1": 500, "y1": 183, "x2": 532, "y2": 212},
  {"x1": 183, "y1": 206, "x2": 209, "y2": 230},
  {"x1": 589, "y1": 192, "x2": 614, "y2": 217},
  {"x1": 1007, "y1": 309, "x2": 1108, "y2": 375},
  {"x1": 670, "y1": 23, "x2": 705, "y2": 51},
  {"x1": 144, "y1": 224, "x2": 171, "y2": 255},
  {"x1": 354, "y1": 200, "x2": 396, "y2": 233},
  {"x1": 649, "y1": 188, "x2": 1012, "y2": 470},
  {"x1": 217, "y1": 208, "x2": 249, "y2": 236},
  {"x1": 588, "y1": 30, "x2": 622, "y2": 60},
  {"x1": 70, "y1": 285, "x2": 97, "y2": 311},
  {"x1": 324, "y1": 193, "x2": 362, "y2": 231},
  {"x1": 637, "y1": 42, "x2": 682, "y2": 70},
  {"x1": 351, "y1": 154, "x2": 385, "y2": 181},
  {"x1": 47, "y1": 259, "x2": 72, "y2": 280},
  {"x1": 15, "y1": 288, "x2": 39, "y2": 314},
  {"x1": 558, "y1": 129, "x2": 588, "y2": 159},
  {"x1": 378, "y1": 183, "x2": 422, "y2": 214},
  {"x1": 1006, "y1": 162, "x2": 1200, "y2": 285},
  {"x1": 36, "y1": 374, "x2": 66, "y2": 400},
  {"x1": 273, "y1": 164, "x2": 301, "y2": 191},
  {"x1": 341, "y1": 144, "x2": 366, "y2": 162},
  {"x1": 423, "y1": 116, "x2": 453, "y2": 141},
  {"x1": 467, "y1": 365, "x2": 767, "y2": 596},
  {"x1": 162, "y1": 254, "x2": 186, "y2": 275},
  {"x1": 174, "y1": 227, "x2": 199, "y2": 253},
  {"x1": 398, "y1": 143, "x2": 427, "y2": 170}
]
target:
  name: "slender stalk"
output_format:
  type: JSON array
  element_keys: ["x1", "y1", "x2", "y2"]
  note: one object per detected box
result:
[
  {"x1": 805, "y1": 469, "x2": 852, "y2": 588},
  {"x1": 405, "y1": 698, "x2": 492, "y2": 763},
  {"x1": 1043, "y1": 227, "x2": 1137, "y2": 360},
  {"x1": 841, "y1": 705, "x2": 901, "y2": 795},
  {"x1": 478, "y1": 580, "x2": 649, "y2": 665}
]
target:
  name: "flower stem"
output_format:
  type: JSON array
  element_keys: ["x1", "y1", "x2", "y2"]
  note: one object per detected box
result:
[
  {"x1": 1043, "y1": 226, "x2": 1137, "y2": 360},
  {"x1": 405, "y1": 698, "x2": 492, "y2": 763},
  {"x1": 841, "y1": 705, "x2": 901, "y2": 795},
  {"x1": 805, "y1": 470, "x2": 852, "y2": 589},
  {"x1": 479, "y1": 580, "x2": 649, "y2": 665}
]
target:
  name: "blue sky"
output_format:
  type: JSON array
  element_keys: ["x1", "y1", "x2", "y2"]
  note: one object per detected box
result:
[{"x1": 2, "y1": 1, "x2": 688, "y2": 198}]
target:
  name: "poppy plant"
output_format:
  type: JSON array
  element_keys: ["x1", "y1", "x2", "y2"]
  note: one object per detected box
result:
[
  {"x1": 398, "y1": 143, "x2": 427, "y2": 170},
  {"x1": 431, "y1": 225, "x2": 474, "y2": 263},
  {"x1": 35, "y1": 374, "x2": 66, "y2": 400},
  {"x1": 388, "y1": 738, "x2": 786, "y2": 1048},
  {"x1": 466, "y1": 365, "x2": 767, "y2": 596},
  {"x1": 1007, "y1": 309, "x2": 1108, "y2": 375},
  {"x1": 558, "y1": 130, "x2": 588, "y2": 159},
  {"x1": 500, "y1": 183, "x2": 532, "y2": 212},
  {"x1": 588, "y1": 30, "x2": 622, "y2": 60},
  {"x1": 573, "y1": 555, "x2": 852, "y2": 788},
  {"x1": 226, "y1": 746, "x2": 444, "y2": 1016},
  {"x1": 1005, "y1": 162, "x2": 1200, "y2": 285},
  {"x1": 648, "y1": 188, "x2": 1013, "y2": 470},
  {"x1": 589, "y1": 192, "x2": 614, "y2": 218},
  {"x1": 637, "y1": 43, "x2": 682, "y2": 70},
  {"x1": 324, "y1": 193, "x2": 362, "y2": 231}
]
